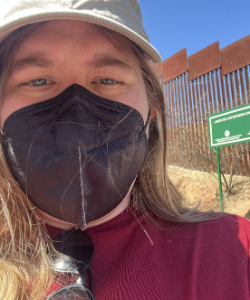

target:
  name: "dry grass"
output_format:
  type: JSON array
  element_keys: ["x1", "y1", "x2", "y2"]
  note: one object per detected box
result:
[{"x1": 168, "y1": 166, "x2": 250, "y2": 219}]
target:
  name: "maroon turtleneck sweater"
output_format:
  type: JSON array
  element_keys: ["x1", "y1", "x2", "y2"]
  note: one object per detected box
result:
[{"x1": 47, "y1": 208, "x2": 250, "y2": 300}]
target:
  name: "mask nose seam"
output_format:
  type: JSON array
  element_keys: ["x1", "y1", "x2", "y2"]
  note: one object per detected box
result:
[{"x1": 78, "y1": 143, "x2": 86, "y2": 230}]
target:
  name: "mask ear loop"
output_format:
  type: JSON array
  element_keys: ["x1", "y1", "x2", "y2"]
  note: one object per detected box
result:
[{"x1": 135, "y1": 109, "x2": 151, "y2": 141}]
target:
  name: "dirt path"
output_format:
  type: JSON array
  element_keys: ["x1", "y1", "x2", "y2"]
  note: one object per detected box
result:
[{"x1": 168, "y1": 166, "x2": 250, "y2": 219}]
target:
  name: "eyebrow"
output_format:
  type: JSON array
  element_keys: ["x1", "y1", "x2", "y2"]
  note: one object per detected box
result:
[
  {"x1": 87, "y1": 57, "x2": 133, "y2": 72},
  {"x1": 9, "y1": 56, "x2": 55, "y2": 76}
]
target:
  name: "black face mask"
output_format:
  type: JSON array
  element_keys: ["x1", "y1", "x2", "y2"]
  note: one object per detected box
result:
[{"x1": 2, "y1": 84, "x2": 149, "y2": 230}]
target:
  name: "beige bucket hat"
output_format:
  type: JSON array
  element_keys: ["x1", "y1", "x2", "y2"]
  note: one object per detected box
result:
[{"x1": 0, "y1": 0, "x2": 161, "y2": 63}]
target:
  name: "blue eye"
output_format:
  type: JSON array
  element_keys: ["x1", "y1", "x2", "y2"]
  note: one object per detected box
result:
[
  {"x1": 98, "y1": 78, "x2": 117, "y2": 85},
  {"x1": 29, "y1": 79, "x2": 48, "y2": 86},
  {"x1": 21, "y1": 78, "x2": 53, "y2": 87}
]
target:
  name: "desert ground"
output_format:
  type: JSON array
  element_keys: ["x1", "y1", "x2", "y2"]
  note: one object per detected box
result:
[{"x1": 168, "y1": 166, "x2": 250, "y2": 219}]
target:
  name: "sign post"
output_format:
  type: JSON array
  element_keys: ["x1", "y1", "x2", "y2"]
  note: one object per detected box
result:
[
  {"x1": 208, "y1": 103, "x2": 250, "y2": 212},
  {"x1": 214, "y1": 147, "x2": 223, "y2": 211}
]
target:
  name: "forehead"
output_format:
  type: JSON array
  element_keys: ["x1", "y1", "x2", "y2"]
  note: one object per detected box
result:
[{"x1": 12, "y1": 20, "x2": 136, "y2": 64}]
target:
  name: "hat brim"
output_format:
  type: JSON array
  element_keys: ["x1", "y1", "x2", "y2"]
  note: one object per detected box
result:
[{"x1": 0, "y1": 10, "x2": 161, "y2": 63}]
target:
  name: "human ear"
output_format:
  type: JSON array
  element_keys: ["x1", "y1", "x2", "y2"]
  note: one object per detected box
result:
[{"x1": 149, "y1": 106, "x2": 157, "y2": 120}]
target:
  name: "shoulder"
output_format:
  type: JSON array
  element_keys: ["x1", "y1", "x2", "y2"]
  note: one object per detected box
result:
[
  {"x1": 198, "y1": 214, "x2": 250, "y2": 246},
  {"x1": 212, "y1": 214, "x2": 250, "y2": 253},
  {"x1": 191, "y1": 214, "x2": 250, "y2": 250},
  {"x1": 158, "y1": 214, "x2": 250, "y2": 298},
  {"x1": 152, "y1": 213, "x2": 250, "y2": 255},
  {"x1": 153, "y1": 213, "x2": 250, "y2": 274}
]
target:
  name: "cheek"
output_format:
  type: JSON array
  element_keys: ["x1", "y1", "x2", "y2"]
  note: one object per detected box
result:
[
  {"x1": 0, "y1": 96, "x2": 14, "y2": 127},
  {"x1": 1, "y1": 92, "x2": 29, "y2": 126},
  {"x1": 114, "y1": 81, "x2": 149, "y2": 123},
  {"x1": 139, "y1": 83, "x2": 149, "y2": 122},
  {"x1": 131, "y1": 81, "x2": 148, "y2": 123}
]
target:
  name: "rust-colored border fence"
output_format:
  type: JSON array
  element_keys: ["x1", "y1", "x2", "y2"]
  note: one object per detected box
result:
[{"x1": 153, "y1": 35, "x2": 250, "y2": 176}]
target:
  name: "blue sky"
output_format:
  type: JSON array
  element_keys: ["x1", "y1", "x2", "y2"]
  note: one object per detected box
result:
[{"x1": 140, "y1": 0, "x2": 250, "y2": 61}]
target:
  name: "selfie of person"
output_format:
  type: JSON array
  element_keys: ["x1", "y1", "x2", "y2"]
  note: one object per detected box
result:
[{"x1": 0, "y1": 1, "x2": 249, "y2": 299}]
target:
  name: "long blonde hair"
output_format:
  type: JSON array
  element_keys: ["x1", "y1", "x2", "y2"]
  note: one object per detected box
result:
[{"x1": 0, "y1": 22, "x2": 214, "y2": 300}]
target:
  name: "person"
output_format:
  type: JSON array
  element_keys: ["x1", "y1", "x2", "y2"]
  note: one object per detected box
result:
[{"x1": 0, "y1": 1, "x2": 249, "y2": 299}]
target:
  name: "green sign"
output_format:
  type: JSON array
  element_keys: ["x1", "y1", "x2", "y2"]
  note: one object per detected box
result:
[{"x1": 208, "y1": 103, "x2": 250, "y2": 149}]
